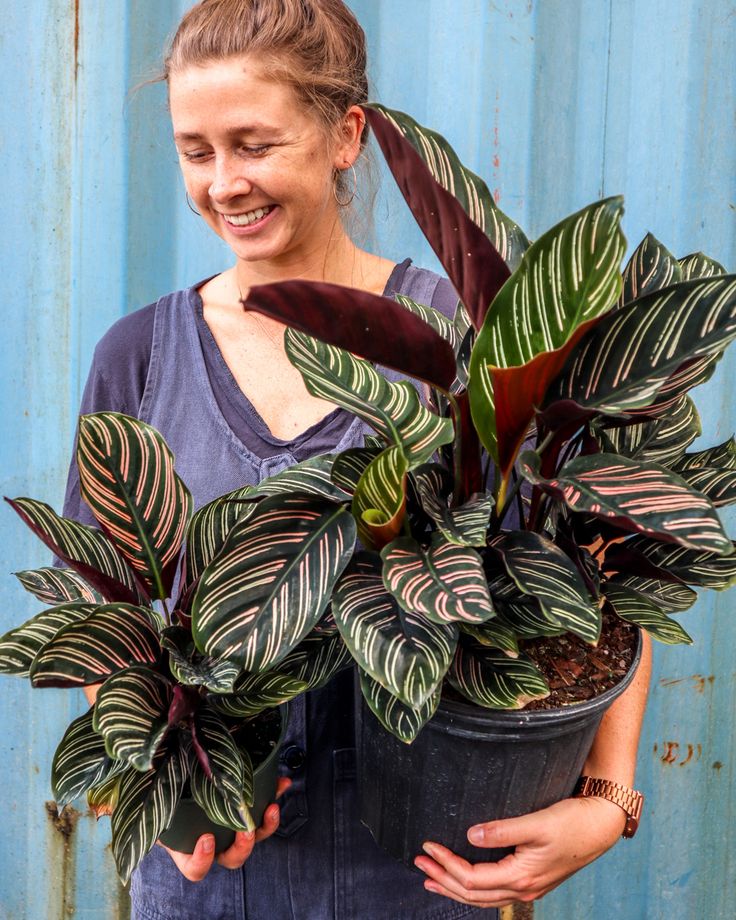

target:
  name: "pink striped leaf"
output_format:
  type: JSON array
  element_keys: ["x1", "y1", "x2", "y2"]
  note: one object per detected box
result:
[
  {"x1": 368, "y1": 104, "x2": 529, "y2": 273},
  {"x1": 77, "y1": 412, "x2": 192, "y2": 600},
  {"x1": 545, "y1": 275, "x2": 736, "y2": 415},
  {"x1": 605, "y1": 536, "x2": 736, "y2": 590},
  {"x1": 29, "y1": 604, "x2": 162, "y2": 688},
  {"x1": 380, "y1": 536, "x2": 494, "y2": 625},
  {"x1": 6, "y1": 497, "x2": 143, "y2": 604},
  {"x1": 332, "y1": 553, "x2": 457, "y2": 709},
  {"x1": 188, "y1": 706, "x2": 255, "y2": 831},
  {"x1": 358, "y1": 667, "x2": 441, "y2": 743},
  {"x1": 184, "y1": 487, "x2": 257, "y2": 593},
  {"x1": 111, "y1": 738, "x2": 187, "y2": 884},
  {"x1": 93, "y1": 666, "x2": 173, "y2": 771},
  {"x1": 14, "y1": 567, "x2": 105, "y2": 605},
  {"x1": 192, "y1": 494, "x2": 356, "y2": 672},
  {"x1": 251, "y1": 455, "x2": 351, "y2": 503},
  {"x1": 0, "y1": 602, "x2": 97, "y2": 676},
  {"x1": 490, "y1": 531, "x2": 601, "y2": 644},
  {"x1": 284, "y1": 329, "x2": 453, "y2": 465},
  {"x1": 603, "y1": 583, "x2": 692, "y2": 645},
  {"x1": 352, "y1": 446, "x2": 409, "y2": 550},
  {"x1": 448, "y1": 636, "x2": 549, "y2": 709},
  {"x1": 52, "y1": 708, "x2": 126, "y2": 807},
  {"x1": 520, "y1": 451, "x2": 732, "y2": 555},
  {"x1": 273, "y1": 631, "x2": 351, "y2": 691},
  {"x1": 410, "y1": 464, "x2": 493, "y2": 547}
]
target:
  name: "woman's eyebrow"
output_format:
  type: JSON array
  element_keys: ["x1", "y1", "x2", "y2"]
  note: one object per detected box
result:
[{"x1": 174, "y1": 123, "x2": 282, "y2": 141}]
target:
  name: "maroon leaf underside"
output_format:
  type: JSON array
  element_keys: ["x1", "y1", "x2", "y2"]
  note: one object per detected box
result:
[
  {"x1": 491, "y1": 316, "x2": 605, "y2": 479},
  {"x1": 601, "y1": 543, "x2": 690, "y2": 584},
  {"x1": 5, "y1": 498, "x2": 142, "y2": 606},
  {"x1": 455, "y1": 391, "x2": 484, "y2": 500},
  {"x1": 244, "y1": 281, "x2": 457, "y2": 392},
  {"x1": 189, "y1": 720, "x2": 214, "y2": 781},
  {"x1": 364, "y1": 107, "x2": 511, "y2": 332}
]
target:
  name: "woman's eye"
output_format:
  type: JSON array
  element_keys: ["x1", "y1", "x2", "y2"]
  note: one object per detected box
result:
[
  {"x1": 241, "y1": 145, "x2": 271, "y2": 157},
  {"x1": 179, "y1": 150, "x2": 211, "y2": 162}
]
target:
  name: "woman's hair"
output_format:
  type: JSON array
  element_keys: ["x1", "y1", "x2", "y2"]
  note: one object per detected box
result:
[{"x1": 164, "y1": 0, "x2": 369, "y2": 150}]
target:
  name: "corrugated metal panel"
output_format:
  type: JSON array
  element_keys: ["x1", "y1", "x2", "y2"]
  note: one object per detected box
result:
[{"x1": 1, "y1": 1, "x2": 734, "y2": 917}]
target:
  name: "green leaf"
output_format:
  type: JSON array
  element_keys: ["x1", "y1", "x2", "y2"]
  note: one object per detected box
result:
[
  {"x1": 604, "y1": 583, "x2": 692, "y2": 645},
  {"x1": 600, "y1": 395, "x2": 701, "y2": 465},
  {"x1": 252, "y1": 455, "x2": 351, "y2": 503},
  {"x1": 188, "y1": 707, "x2": 255, "y2": 832},
  {"x1": 331, "y1": 447, "x2": 382, "y2": 494},
  {"x1": 275, "y1": 632, "x2": 351, "y2": 691},
  {"x1": 673, "y1": 437, "x2": 736, "y2": 473},
  {"x1": 29, "y1": 605, "x2": 162, "y2": 688},
  {"x1": 285, "y1": 329, "x2": 453, "y2": 465},
  {"x1": 192, "y1": 494, "x2": 356, "y2": 672},
  {"x1": 332, "y1": 553, "x2": 457, "y2": 708},
  {"x1": 674, "y1": 466, "x2": 736, "y2": 507},
  {"x1": 448, "y1": 637, "x2": 549, "y2": 709},
  {"x1": 77, "y1": 413, "x2": 192, "y2": 600},
  {"x1": 110, "y1": 740, "x2": 186, "y2": 884},
  {"x1": 459, "y1": 620, "x2": 520, "y2": 657},
  {"x1": 358, "y1": 667, "x2": 440, "y2": 744},
  {"x1": 492, "y1": 531, "x2": 601, "y2": 644},
  {"x1": 208, "y1": 671, "x2": 307, "y2": 719},
  {"x1": 368, "y1": 104, "x2": 530, "y2": 272},
  {"x1": 381, "y1": 536, "x2": 494, "y2": 625},
  {"x1": 87, "y1": 770, "x2": 125, "y2": 819},
  {"x1": 678, "y1": 252, "x2": 726, "y2": 280},
  {"x1": 546, "y1": 275, "x2": 736, "y2": 414},
  {"x1": 607, "y1": 574, "x2": 697, "y2": 613},
  {"x1": 0, "y1": 603, "x2": 97, "y2": 676},
  {"x1": 52, "y1": 709, "x2": 125, "y2": 807},
  {"x1": 6, "y1": 497, "x2": 143, "y2": 604},
  {"x1": 618, "y1": 233, "x2": 683, "y2": 307},
  {"x1": 411, "y1": 465, "x2": 494, "y2": 546},
  {"x1": 93, "y1": 666, "x2": 173, "y2": 771},
  {"x1": 14, "y1": 567, "x2": 105, "y2": 605},
  {"x1": 611, "y1": 536, "x2": 736, "y2": 590},
  {"x1": 521, "y1": 451, "x2": 732, "y2": 555},
  {"x1": 184, "y1": 487, "x2": 257, "y2": 589},
  {"x1": 352, "y1": 446, "x2": 409, "y2": 549},
  {"x1": 161, "y1": 626, "x2": 239, "y2": 693},
  {"x1": 469, "y1": 197, "x2": 626, "y2": 461}
]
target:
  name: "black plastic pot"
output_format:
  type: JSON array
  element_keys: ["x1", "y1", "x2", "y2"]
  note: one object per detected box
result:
[
  {"x1": 358, "y1": 632, "x2": 642, "y2": 867},
  {"x1": 158, "y1": 705, "x2": 288, "y2": 855}
]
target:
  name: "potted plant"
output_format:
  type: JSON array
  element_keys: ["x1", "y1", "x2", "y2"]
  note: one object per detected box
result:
[
  {"x1": 0, "y1": 411, "x2": 351, "y2": 883},
  {"x1": 224, "y1": 104, "x2": 736, "y2": 864}
]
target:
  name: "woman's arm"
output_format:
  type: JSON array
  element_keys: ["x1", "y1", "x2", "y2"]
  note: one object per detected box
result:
[{"x1": 414, "y1": 631, "x2": 652, "y2": 909}]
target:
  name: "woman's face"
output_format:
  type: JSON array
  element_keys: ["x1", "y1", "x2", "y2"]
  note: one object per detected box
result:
[{"x1": 169, "y1": 56, "x2": 357, "y2": 271}]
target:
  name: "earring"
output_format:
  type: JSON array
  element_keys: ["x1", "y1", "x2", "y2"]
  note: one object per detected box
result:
[
  {"x1": 333, "y1": 164, "x2": 357, "y2": 207},
  {"x1": 185, "y1": 192, "x2": 201, "y2": 216}
]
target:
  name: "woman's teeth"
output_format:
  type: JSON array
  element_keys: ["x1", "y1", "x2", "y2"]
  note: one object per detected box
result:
[{"x1": 222, "y1": 206, "x2": 273, "y2": 227}]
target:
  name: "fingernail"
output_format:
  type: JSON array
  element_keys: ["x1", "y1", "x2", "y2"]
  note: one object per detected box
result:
[
  {"x1": 425, "y1": 883, "x2": 440, "y2": 894},
  {"x1": 422, "y1": 842, "x2": 438, "y2": 858},
  {"x1": 202, "y1": 835, "x2": 215, "y2": 854},
  {"x1": 468, "y1": 825, "x2": 485, "y2": 845}
]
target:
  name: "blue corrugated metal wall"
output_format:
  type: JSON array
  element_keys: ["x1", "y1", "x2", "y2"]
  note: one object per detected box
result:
[{"x1": 1, "y1": 2, "x2": 734, "y2": 917}]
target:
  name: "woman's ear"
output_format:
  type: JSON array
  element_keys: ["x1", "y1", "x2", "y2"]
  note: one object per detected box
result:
[{"x1": 334, "y1": 105, "x2": 366, "y2": 168}]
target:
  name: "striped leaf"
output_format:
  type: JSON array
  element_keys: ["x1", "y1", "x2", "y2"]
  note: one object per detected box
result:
[
  {"x1": 275, "y1": 632, "x2": 351, "y2": 691},
  {"x1": 185, "y1": 487, "x2": 256, "y2": 589},
  {"x1": 77, "y1": 412, "x2": 192, "y2": 600},
  {"x1": 546, "y1": 275, "x2": 736, "y2": 415},
  {"x1": 678, "y1": 252, "x2": 726, "y2": 280},
  {"x1": 381, "y1": 536, "x2": 494, "y2": 625},
  {"x1": 14, "y1": 567, "x2": 104, "y2": 605},
  {"x1": 492, "y1": 531, "x2": 601, "y2": 644},
  {"x1": 192, "y1": 494, "x2": 356, "y2": 672},
  {"x1": 252, "y1": 455, "x2": 351, "y2": 503},
  {"x1": 411, "y1": 465, "x2": 493, "y2": 546},
  {"x1": 521, "y1": 451, "x2": 732, "y2": 555},
  {"x1": 111, "y1": 739, "x2": 186, "y2": 884},
  {"x1": 448, "y1": 637, "x2": 549, "y2": 709},
  {"x1": 618, "y1": 233, "x2": 682, "y2": 308},
  {"x1": 29, "y1": 605, "x2": 162, "y2": 688},
  {"x1": 675, "y1": 466, "x2": 736, "y2": 507},
  {"x1": 285, "y1": 330, "x2": 453, "y2": 465},
  {"x1": 52, "y1": 708, "x2": 125, "y2": 807},
  {"x1": 459, "y1": 621, "x2": 520, "y2": 658},
  {"x1": 332, "y1": 553, "x2": 458, "y2": 708},
  {"x1": 208, "y1": 671, "x2": 307, "y2": 719},
  {"x1": 358, "y1": 667, "x2": 441, "y2": 744},
  {"x1": 607, "y1": 574, "x2": 697, "y2": 613},
  {"x1": 364, "y1": 106, "x2": 512, "y2": 331},
  {"x1": 352, "y1": 446, "x2": 409, "y2": 549},
  {"x1": 6, "y1": 497, "x2": 142, "y2": 604},
  {"x1": 599, "y1": 395, "x2": 701, "y2": 465},
  {"x1": 609, "y1": 536, "x2": 736, "y2": 590},
  {"x1": 93, "y1": 666, "x2": 173, "y2": 771},
  {"x1": 331, "y1": 447, "x2": 382, "y2": 494},
  {"x1": 673, "y1": 437, "x2": 736, "y2": 473},
  {"x1": 604, "y1": 583, "x2": 692, "y2": 645},
  {"x1": 0, "y1": 603, "x2": 97, "y2": 676},
  {"x1": 87, "y1": 770, "x2": 125, "y2": 819},
  {"x1": 368, "y1": 104, "x2": 529, "y2": 272},
  {"x1": 160, "y1": 625, "x2": 239, "y2": 693},
  {"x1": 188, "y1": 707, "x2": 255, "y2": 832},
  {"x1": 486, "y1": 571, "x2": 567, "y2": 639}
]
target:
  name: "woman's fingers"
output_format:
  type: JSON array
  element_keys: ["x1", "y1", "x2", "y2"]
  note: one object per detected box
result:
[
  {"x1": 161, "y1": 833, "x2": 217, "y2": 882},
  {"x1": 254, "y1": 803, "x2": 281, "y2": 842},
  {"x1": 215, "y1": 830, "x2": 257, "y2": 869}
]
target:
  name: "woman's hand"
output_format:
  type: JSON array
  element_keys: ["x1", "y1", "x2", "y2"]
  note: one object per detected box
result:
[
  {"x1": 414, "y1": 794, "x2": 627, "y2": 908},
  {"x1": 158, "y1": 776, "x2": 292, "y2": 882}
]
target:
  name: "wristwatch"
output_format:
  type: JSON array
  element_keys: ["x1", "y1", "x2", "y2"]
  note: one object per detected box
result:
[{"x1": 573, "y1": 775, "x2": 644, "y2": 838}]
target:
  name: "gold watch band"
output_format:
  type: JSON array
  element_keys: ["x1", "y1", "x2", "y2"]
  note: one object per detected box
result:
[{"x1": 573, "y1": 775, "x2": 644, "y2": 839}]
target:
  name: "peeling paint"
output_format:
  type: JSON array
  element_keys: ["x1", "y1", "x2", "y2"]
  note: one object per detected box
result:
[
  {"x1": 659, "y1": 674, "x2": 715, "y2": 693},
  {"x1": 657, "y1": 742, "x2": 703, "y2": 767},
  {"x1": 45, "y1": 801, "x2": 81, "y2": 919},
  {"x1": 73, "y1": 0, "x2": 80, "y2": 79}
]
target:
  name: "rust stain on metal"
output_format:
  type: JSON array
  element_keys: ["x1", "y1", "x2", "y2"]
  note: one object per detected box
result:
[
  {"x1": 73, "y1": 0, "x2": 81, "y2": 79},
  {"x1": 500, "y1": 904, "x2": 534, "y2": 919},
  {"x1": 657, "y1": 742, "x2": 703, "y2": 766},
  {"x1": 45, "y1": 801, "x2": 81, "y2": 919},
  {"x1": 713, "y1": 761, "x2": 724, "y2": 770},
  {"x1": 659, "y1": 673, "x2": 714, "y2": 693}
]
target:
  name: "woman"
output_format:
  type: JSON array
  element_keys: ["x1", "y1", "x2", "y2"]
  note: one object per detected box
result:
[{"x1": 63, "y1": 1, "x2": 652, "y2": 916}]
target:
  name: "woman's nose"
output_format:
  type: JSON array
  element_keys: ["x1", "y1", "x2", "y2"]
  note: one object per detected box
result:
[{"x1": 208, "y1": 155, "x2": 253, "y2": 202}]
